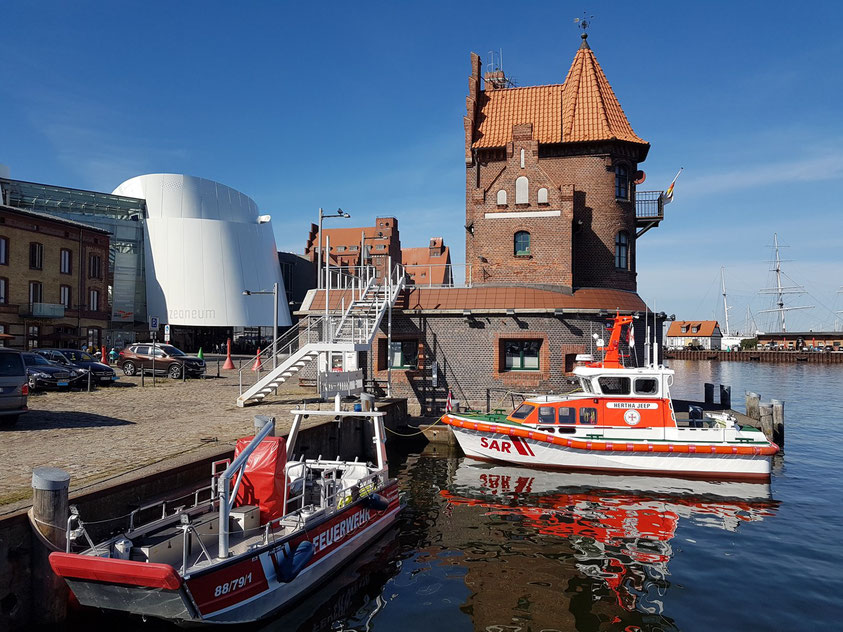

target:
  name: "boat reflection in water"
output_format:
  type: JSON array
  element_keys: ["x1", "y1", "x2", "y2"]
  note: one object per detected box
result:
[{"x1": 440, "y1": 461, "x2": 779, "y2": 629}]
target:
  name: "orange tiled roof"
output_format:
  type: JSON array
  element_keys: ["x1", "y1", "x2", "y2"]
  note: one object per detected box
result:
[
  {"x1": 473, "y1": 85, "x2": 564, "y2": 148},
  {"x1": 472, "y1": 37, "x2": 647, "y2": 149},
  {"x1": 306, "y1": 287, "x2": 646, "y2": 313},
  {"x1": 666, "y1": 321, "x2": 721, "y2": 338}
]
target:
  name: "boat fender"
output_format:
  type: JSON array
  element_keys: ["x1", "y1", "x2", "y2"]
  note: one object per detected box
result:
[
  {"x1": 272, "y1": 541, "x2": 315, "y2": 583},
  {"x1": 363, "y1": 493, "x2": 390, "y2": 512}
]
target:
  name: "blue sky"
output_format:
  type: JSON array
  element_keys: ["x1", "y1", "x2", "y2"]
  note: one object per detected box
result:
[{"x1": 2, "y1": 1, "x2": 842, "y2": 331}]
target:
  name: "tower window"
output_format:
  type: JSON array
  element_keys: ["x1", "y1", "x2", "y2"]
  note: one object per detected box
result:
[
  {"x1": 520, "y1": 148, "x2": 525, "y2": 169},
  {"x1": 537, "y1": 187, "x2": 548, "y2": 204},
  {"x1": 615, "y1": 231, "x2": 629, "y2": 269},
  {"x1": 514, "y1": 231, "x2": 531, "y2": 256},
  {"x1": 515, "y1": 176, "x2": 529, "y2": 204},
  {"x1": 615, "y1": 164, "x2": 629, "y2": 200},
  {"x1": 496, "y1": 190, "x2": 507, "y2": 206}
]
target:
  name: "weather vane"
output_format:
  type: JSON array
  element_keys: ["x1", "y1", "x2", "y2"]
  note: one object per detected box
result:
[{"x1": 574, "y1": 12, "x2": 594, "y2": 33}]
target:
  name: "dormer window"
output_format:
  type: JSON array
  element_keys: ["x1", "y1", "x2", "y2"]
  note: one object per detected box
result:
[
  {"x1": 681, "y1": 325, "x2": 689, "y2": 333},
  {"x1": 692, "y1": 325, "x2": 700, "y2": 333}
]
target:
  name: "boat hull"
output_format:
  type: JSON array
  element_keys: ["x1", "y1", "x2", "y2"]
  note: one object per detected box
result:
[
  {"x1": 449, "y1": 425, "x2": 772, "y2": 481},
  {"x1": 52, "y1": 485, "x2": 401, "y2": 625}
]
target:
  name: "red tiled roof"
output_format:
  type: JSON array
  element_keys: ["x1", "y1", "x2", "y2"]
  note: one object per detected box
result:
[
  {"x1": 666, "y1": 321, "x2": 721, "y2": 338},
  {"x1": 402, "y1": 244, "x2": 452, "y2": 285},
  {"x1": 472, "y1": 37, "x2": 647, "y2": 149},
  {"x1": 306, "y1": 286, "x2": 647, "y2": 312}
]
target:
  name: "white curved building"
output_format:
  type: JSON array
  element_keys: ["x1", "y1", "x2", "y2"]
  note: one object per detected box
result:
[{"x1": 113, "y1": 174, "x2": 290, "y2": 328}]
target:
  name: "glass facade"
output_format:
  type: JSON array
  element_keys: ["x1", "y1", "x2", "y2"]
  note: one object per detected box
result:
[{"x1": 1, "y1": 177, "x2": 147, "y2": 347}]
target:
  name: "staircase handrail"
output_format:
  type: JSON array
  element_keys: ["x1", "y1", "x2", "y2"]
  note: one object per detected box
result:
[
  {"x1": 237, "y1": 315, "x2": 326, "y2": 391},
  {"x1": 331, "y1": 272, "x2": 378, "y2": 339}
]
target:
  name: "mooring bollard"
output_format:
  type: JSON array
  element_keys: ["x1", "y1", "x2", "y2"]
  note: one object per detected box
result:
[
  {"x1": 720, "y1": 384, "x2": 732, "y2": 410},
  {"x1": 772, "y1": 399, "x2": 785, "y2": 449},
  {"x1": 217, "y1": 360, "x2": 220, "y2": 378},
  {"x1": 745, "y1": 392, "x2": 761, "y2": 421},
  {"x1": 32, "y1": 467, "x2": 70, "y2": 550},
  {"x1": 31, "y1": 467, "x2": 71, "y2": 624},
  {"x1": 759, "y1": 403, "x2": 774, "y2": 444},
  {"x1": 704, "y1": 383, "x2": 715, "y2": 405}
]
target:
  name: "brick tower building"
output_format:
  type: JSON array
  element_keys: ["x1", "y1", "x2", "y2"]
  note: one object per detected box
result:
[{"x1": 465, "y1": 33, "x2": 651, "y2": 292}]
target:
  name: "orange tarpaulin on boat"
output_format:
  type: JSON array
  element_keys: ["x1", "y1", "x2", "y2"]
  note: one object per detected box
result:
[{"x1": 233, "y1": 436, "x2": 287, "y2": 524}]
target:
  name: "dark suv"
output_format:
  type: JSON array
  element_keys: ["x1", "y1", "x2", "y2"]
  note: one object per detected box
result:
[
  {"x1": 0, "y1": 349, "x2": 29, "y2": 427},
  {"x1": 34, "y1": 349, "x2": 118, "y2": 385},
  {"x1": 119, "y1": 343, "x2": 205, "y2": 379}
]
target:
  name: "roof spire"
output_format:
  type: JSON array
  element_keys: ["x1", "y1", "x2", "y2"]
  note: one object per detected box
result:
[{"x1": 580, "y1": 32, "x2": 590, "y2": 50}]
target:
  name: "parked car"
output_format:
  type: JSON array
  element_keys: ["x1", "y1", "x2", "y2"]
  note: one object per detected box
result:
[
  {"x1": 119, "y1": 343, "x2": 205, "y2": 379},
  {"x1": 0, "y1": 349, "x2": 29, "y2": 427},
  {"x1": 22, "y1": 352, "x2": 86, "y2": 390},
  {"x1": 34, "y1": 349, "x2": 118, "y2": 385}
]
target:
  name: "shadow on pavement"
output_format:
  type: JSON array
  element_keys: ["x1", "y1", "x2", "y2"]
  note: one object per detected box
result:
[{"x1": 10, "y1": 411, "x2": 136, "y2": 431}]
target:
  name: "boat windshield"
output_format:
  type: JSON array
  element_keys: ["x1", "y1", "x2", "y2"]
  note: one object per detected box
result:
[
  {"x1": 510, "y1": 404, "x2": 535, "y2": 420},
  {"x1": 579, "y1": 377, "x2": 593, "y2": 393}
]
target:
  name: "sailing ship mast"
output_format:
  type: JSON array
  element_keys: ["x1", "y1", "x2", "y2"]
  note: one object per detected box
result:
[
  {"x1": 758, "y1": 233, "x2": 813, "y2": 332},
  {"x1": 720, "y1": 267, "x2": 732, "y2": 337}
]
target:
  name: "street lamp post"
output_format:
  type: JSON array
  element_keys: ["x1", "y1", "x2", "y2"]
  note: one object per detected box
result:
[
  {"x1": 317, "y1": 208, "x2": 351, "y2": 289},
  {"x1": 242, "y1": 283, "x2": 279, "y2": 369}
]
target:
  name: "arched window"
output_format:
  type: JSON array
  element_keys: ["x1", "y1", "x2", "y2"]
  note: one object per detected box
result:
[
  {"x1": 496, "y1": 189, "x2": 507, "y2": 206},
  {"x1": 514, "y1": 231, "x2": 531, "y2": 256},
  {"x1": 615, "y1": 231, "x2": 629, "y2": 269},
  {"x1": 537, "y1": 187, "x2": 548, "y2": 204},
  {"x1": 615, "y1": 164, "x2": 629, "y2": 199},
  {"x1": 515, "y1": 176, "x2": 529, "y2": 204}
]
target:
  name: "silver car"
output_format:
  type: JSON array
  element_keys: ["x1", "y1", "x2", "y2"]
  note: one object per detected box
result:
[{"x1": 0, "y1": 349, "x2": 28, "y2": 427}]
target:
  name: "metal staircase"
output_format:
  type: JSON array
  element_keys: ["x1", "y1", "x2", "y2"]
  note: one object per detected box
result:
[{"x1": 236, "y1": 265, "x2": 405, "y2": 407}]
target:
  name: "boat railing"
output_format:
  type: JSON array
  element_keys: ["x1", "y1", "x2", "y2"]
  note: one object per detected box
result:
[
  {"x1": 218, "y1": 417, "x2": 276, "y2": 558},
  {"x1": 261, "y1": 464, "x2": 383, "y2": 545},
  {"x1": 128, "y1": 485, "x2": 216, "y2": 532}
]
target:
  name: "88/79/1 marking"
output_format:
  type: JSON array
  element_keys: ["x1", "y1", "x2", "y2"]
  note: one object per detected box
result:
[{"x1": 214, "y1": 572, "x2": 252, "y2": 597}]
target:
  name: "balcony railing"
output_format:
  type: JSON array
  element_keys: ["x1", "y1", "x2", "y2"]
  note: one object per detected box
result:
[
  {"x1": 19, "y1": 302, "x2": 66, "y2": 318},
  {"x1": 635, "y1": 191, "x2": 665, "y2": 220}
]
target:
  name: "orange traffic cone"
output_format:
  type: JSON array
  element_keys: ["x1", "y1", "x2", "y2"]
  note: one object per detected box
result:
[
  {"x1": 251, "y1": 347, "x2": 262, "y2": 372},
  {"x1": 221, "y1": 338, "x2": 235, "y2": 370}
]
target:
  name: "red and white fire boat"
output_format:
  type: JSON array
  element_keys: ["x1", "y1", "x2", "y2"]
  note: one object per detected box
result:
[
  {"x1": 50, "y1": 409, "x2": 401, "y2": 625},
  {"x1": 441, "y1": 315, "x2": 779, "y2": 481}
]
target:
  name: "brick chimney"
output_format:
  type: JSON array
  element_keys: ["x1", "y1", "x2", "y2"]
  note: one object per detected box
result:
[{"x1": 484, "y1": 69, "x2": 508, "y2": 90}]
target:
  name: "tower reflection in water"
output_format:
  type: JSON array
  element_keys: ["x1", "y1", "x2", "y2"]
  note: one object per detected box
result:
[{"x1": 438, "y1": 461, "x2": 778, "y2": 631}]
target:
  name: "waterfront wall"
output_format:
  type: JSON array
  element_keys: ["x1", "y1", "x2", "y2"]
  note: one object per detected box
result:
[{"x1": 666, "y1": 350, "x2": 843, "y2": 364}]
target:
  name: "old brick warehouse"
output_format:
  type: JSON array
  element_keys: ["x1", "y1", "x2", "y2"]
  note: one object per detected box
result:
[{"x1": 300, "y1": 34, "x2": 668, "y2": 415}]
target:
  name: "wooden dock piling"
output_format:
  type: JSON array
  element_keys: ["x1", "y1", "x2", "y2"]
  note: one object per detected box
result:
[
  {"x1": 719, "y1": 384, "x2": 731, "y2": 409},
  {"x1": 744, "y1": 392, "x2": 785, "y2": 450}
]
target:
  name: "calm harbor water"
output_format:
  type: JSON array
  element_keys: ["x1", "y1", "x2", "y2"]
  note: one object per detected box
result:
[{"x1": 82, "y1": 360, "x2": 843, "y2": 631}]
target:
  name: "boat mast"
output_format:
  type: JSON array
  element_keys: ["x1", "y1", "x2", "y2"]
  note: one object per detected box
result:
[
  {"x1": 720, "y1": 266, "x2": 732, "y2": 337},
  {"x1": 758, "y1": 233, "x2": 813, "y2": 332}
]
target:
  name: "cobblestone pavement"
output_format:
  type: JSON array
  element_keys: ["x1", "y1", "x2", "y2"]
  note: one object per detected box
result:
[{"x1": 0, "y1": 373, "x2": 322, "y2": 507}]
